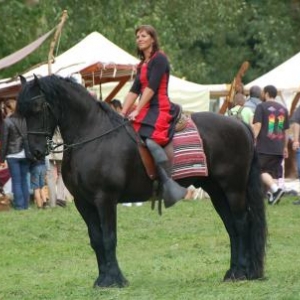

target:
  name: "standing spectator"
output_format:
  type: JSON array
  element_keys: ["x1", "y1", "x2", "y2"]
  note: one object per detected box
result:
[
  {"x1": 253, "y1": 85, "x2": 289, "y2": 205},
  {"x1": 244, "y1": 85, "x2": 262, "y2": 113},
  {"x1": 291, "y1": 105, "x2": 300, "y2": 205},
  {"x1": 3, "y1": 99, "x2": 17, "y2": 118},
  {"x1": 30, "y1": 158, "x2": 47, "y2": 209},
  {"x1": 0, "y1": 112, "x2": 31, "y2": 210},
  {"x1": 228, "y1": 93, "x2": 254, "y2": 125},
  {"x1": 47, "y1": 131, "x2": 67, "y2": 207}
]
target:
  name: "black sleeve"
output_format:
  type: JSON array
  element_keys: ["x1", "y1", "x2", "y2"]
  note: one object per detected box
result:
[
  {"x1": 0, "y1": 119, "x2": 9, "y2": 162},
  {"x1": 130, "y1": 72, "x2": 141, "y2": 95},
  {"x1": 148, "y1": 53, "x2": 168, "y2": 92}
]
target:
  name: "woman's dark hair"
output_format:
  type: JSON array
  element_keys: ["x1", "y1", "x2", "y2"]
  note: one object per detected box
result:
[{"x1": 135, "y1": 25, "x2": 160, "y2": 62}]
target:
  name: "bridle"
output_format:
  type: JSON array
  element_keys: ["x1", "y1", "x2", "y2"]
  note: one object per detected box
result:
[
  {"x1": 26, "y1": 94, "x2": 131, "y2": 154},
  {"x1": 26, "y1": 94, "x2": 56, "y2": 138}
]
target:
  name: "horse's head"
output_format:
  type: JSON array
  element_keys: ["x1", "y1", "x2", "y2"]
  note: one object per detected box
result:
[{"x1": 17, "y1": 75, "x2": 58, "y2": 159}]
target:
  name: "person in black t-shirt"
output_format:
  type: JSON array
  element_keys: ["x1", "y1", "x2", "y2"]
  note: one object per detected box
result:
[{"x1": 253, "y1": 85, "x2": 289, "y2": 205}]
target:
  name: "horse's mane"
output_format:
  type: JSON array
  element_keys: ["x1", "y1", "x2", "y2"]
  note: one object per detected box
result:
[{"x1": 18, "y1": 75, "x2": 124, "y2": 125}]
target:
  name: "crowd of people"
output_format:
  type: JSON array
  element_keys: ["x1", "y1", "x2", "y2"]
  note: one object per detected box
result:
[
  {"x1": 229, "y1": 84, "x2": 300, "y2": 205},
  {"x1": 0, "y1": 99, "x2": 70, "y2": 210}
]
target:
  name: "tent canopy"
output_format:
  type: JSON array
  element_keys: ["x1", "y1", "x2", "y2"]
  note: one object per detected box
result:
[
  {"x1": 25, "y1": 31, "x2": 138, "y2": 83},
  {"x1": 0, "y1": 28, "x2": 56, "y2": 71},
  {"x1": 245, "y1": 51, "x2": 300, "y2": 92},
  {"x1": 245, "y1": 51, "x2": 300, "y2": 111},
  {"x1": 0, "y1": 31, "x2": 212, "y2": 112}
]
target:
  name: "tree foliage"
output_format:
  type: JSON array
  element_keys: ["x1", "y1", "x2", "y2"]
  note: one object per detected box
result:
[{"x1": 1, "y1": 0, "x2": 300, "y2": 84}]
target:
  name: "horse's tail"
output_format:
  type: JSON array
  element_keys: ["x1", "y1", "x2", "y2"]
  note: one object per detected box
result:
[{"x1": 247, "y1": 149, "x2": 267, "y2": 279}]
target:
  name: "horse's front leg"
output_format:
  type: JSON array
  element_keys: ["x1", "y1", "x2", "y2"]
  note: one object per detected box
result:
[
  {"x1": 93, "y1": 192, "x2": 128, "y2": 288},
  {"x1": 74, "y1": 195, "x2": 128, "y2": 288}
]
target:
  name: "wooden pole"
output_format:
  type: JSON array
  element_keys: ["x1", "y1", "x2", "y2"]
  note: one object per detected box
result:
[
  {"x1": 104, "y1": 76, "x2": 131, "y2": 103},
  {"x1": 48, "y1": 10, "x2": 68, "y2": 75},
  {"x1": 219, "y1": 61, "x2": 249, "y2": 114}
]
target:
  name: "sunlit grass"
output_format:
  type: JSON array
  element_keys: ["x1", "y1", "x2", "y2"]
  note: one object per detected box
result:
[{"x1": 0, "y1": 195, "x2": 300, "y2": 299}]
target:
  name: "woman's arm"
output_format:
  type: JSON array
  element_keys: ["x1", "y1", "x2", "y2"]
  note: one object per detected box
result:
[
  {"x1": 252, "y1": 122, "x2": 262, "y2": 139},
  {"x1": 121, "y1": 92, "x2": 138, "y2": 116},
  {"x1": 128, "y1": 53, "x2": 168, "y2": 120},
  {"x1": 128, "y1": 87, "x2": 154, "y2": 120}
]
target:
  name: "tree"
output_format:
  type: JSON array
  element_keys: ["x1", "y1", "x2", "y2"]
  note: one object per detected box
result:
[{"x1": 1, "y1": 0, "x2": 300, "y2": 85}]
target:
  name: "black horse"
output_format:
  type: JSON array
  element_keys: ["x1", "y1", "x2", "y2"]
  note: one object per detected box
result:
[{"x1": 17, "y1": 75, "x2": 266, "y2": 288}]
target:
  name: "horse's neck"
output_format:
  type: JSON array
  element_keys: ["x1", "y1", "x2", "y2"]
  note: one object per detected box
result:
[{"x1": 57, "y1": 99, "x2": 108, "y2": 144}]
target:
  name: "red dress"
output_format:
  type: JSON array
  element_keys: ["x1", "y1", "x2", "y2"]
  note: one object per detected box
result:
[{"x1": 130, "y1": 51, "x2": 180, "y2": 146}]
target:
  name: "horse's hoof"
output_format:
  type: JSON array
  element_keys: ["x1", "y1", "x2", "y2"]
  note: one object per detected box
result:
[
  {"x1": 223, "y1": 269, "x2": 247, "y2": 282},
  {"x1": 223, "y1": 271, "x2": 248, "y2": 282},
  {"x1": 93, "y1": 276, "x2": 129, "y2": 288}
]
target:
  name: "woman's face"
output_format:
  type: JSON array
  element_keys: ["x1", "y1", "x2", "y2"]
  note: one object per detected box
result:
[{"x1": 136, "y1": 30, "x2": 154, "y2": 52}]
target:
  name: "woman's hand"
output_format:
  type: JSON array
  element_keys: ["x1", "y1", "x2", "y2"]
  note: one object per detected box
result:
[
  {"x1": 0, "y1": 162, "x2": 7, "y2": 168},
  {"x1": 128, "y1": 109, "x2": 139, "y2": 121}
]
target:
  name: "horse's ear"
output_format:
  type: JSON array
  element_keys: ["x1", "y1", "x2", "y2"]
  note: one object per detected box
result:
[
  {"x1": 19, "y1": 75, "x2": 27, "y2": 85},
  {"x1": 33, "y1": 74, "x2": 40, "y2": 87}
]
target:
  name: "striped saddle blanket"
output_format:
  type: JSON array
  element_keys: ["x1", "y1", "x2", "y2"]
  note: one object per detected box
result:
[{"x1": 171, "y1": 118, "x2": 208, "y2": 180}]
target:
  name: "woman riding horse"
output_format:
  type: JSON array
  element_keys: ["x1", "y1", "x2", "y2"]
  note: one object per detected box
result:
[{"x1": 122, "y1": 25, "x2": 188, "y2": 208}]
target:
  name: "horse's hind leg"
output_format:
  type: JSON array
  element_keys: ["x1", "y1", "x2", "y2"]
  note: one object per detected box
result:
[
  {"x1": 224, "y1": 209, "x2": 251, "y2": 281},
  {"x1": 202, "y1": 180, "x2": 250, "y2": 281},
  {"x1": 74, "y1": 195, "x2": 128, "y2": 288}
]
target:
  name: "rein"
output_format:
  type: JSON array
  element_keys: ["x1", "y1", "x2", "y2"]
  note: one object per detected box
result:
[{"x1": 49, "y1": 119, "x2": 131, "y2": 153}]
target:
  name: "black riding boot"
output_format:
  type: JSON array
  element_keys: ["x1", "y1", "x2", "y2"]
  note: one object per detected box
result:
[{"x1": 145, "y1": 139, "x2": 187, "y2": 208}]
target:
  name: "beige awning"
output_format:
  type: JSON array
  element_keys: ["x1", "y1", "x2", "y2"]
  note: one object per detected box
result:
[{"x1": 0, "y1": 27, "x2": 56, "y2": 70}]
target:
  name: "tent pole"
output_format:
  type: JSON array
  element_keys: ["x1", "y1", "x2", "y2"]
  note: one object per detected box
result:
[{"x1": 47, "y1": 10, "x2": 68, "y2": 75}]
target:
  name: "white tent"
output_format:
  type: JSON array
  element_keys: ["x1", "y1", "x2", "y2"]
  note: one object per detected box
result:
[
  {"x1": 245, "y1": 51, "x2": 300, "y2": 111},
  {"x1": 98, "y1": 75, "x2": 212, "y2": 112},
  {"x1": 0, "y1": 31, "x2": 211, "y2": 112}
]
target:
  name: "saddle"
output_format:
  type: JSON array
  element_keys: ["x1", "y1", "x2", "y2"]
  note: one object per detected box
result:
[
  {"x1": 138, "y1": 111, "x2": 189, "y2": 180},
  {"x1": 138, "y1": 141, "x2": 172, "y2": 180}
]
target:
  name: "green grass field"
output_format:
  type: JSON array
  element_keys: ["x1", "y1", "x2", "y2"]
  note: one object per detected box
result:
[{"x1": 0, "y1": 196, "x2": 300, "y2": 300}]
